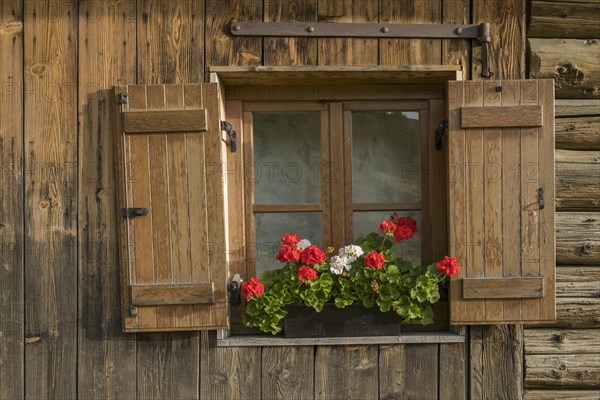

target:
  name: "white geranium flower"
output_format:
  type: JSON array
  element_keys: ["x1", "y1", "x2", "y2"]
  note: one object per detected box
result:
[
  {"x1": 296, "y1": 239, "x2": 311, "y2": 250},
  {"x1": 329, "y1": 255, "x2": 349, "y2": 275},
  {"x1": 338, "y1": 245, "x2": 364, "y2": 263}
]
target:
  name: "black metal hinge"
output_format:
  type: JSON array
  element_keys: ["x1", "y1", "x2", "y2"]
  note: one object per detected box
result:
[
  {"x1": 435, "y1": 119, "x2": 448, "y2": 151},
  {"x1": 123, "y1": 208, "x2": 149, "y2": 219},
  {"x1": 538, "y1": 188, "x2": 545, "y2": 210},
  {"x1": 477, "y1": 23, "x2": 493, "y2": 78},
  {"x1": 221, "y1": 121, "x2": 237, "y2": 153},
  {"x1": 227, "y1": 274, "x2": 243, "y2": 306}
]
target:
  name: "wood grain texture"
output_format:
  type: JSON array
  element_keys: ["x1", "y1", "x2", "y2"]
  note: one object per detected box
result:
[
  {"x1": 556, "y1": 212, "x2": 600, "y2": 265},
  {"x1": 200, "y1": 331, "x2": 262, "y2": 400},
  {"x1": 524, "y1": 328, "x2": 600, "y2": 354},
  {"x1": 525, "y1": 353, "x2": 600, "y2": 389},
  {"x1": 379, "y1": 0, "x2": 442, "y2": 65},
  {"x1": 439, "y1": 343, "x2": 467, "y2": 400},
  {"x1": 462, "y1": 278, "x2": 544, "y2": 299},
  {"x1": 555, "y1": 116, "x2": 600, "y2": 150},
  {"x1": 77, "y1": 2, "x2": 137, "y2": 399},
  {"x1": 379, "y1": 344, "x2": 439, "y2": 400},
  {"x1": 529, "y1": 0, "x2": 600, "y2": 39},
  {"x1": 0, "y1": 1, "x2": 23, "y2": 400},
  {"x1": 263, "y1": 0, "x2": 318, "y2": 66},
  {"x1": 556, "y1": 266, "x2": 600, "y2": 298},
  {"x1": 470, "y1": 325, "x2": 523, "y2": 399},
  {"x1": 473, "y1": 0, "x2": 525, "y2": 79},
  {"x1": 315, "y1": 346, "x2": 378, "y2": 400},
  {"x1": 24, "y1": 1, "x2": 78, "y2": 398},
  {"x1": 442, "y1": 0, "x2": 470, "y2": 78},
  {"x1": 123, "y1": 109, "x2": 207, "y2": 133},
  {"x1": 461, "y1": 105, "x2": 543, "y2": 128},
  {"x1": 317, "y1": 0, "x2": 378, "y2": 66},
  {"x1": 524, "y1": 389, "x2": 600, "y2": 400},
  {"x1": 529, "y1": 38, "x2": 600, "y2": 99},
  {"x1": 555, "y1": 99, "x2": 600, "y2": 117},
  {"x1": 130, "y1": 283, "x2": 214, "y2": 305},
  {"x1": 262, "y1": 346, "x2": 314, "y2": 400},
  {"x1": 556, "y1": 150, "x2": 600, "y2": 210}
]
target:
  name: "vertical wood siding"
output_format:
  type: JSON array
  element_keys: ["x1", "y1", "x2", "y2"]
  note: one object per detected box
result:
[{"x1": 5, "y1": 0, "x2": 590, "y2": 399}]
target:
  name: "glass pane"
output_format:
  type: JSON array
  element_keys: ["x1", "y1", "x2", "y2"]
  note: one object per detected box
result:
[
  {"x1": 253, "y1": 113, "x2": 321, "y2": 204},
  {"x1": 353, "y1": 211, "x2": 421, "y2": 266},
  {"x1": 352, "y1": 111, "x2": 420, "y2": 203},
  {"x1": 254, "y1": 212, "x2": 322, "y2": 277}
]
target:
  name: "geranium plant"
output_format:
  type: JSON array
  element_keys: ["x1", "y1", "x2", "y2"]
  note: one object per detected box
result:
[{"x1": 241, "y1": 213, "x2": 460, "y2": 335}]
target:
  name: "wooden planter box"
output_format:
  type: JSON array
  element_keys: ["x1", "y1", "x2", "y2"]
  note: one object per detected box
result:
[{"x1": 283, "y1": 301, "x2": 449, "y2": 338}]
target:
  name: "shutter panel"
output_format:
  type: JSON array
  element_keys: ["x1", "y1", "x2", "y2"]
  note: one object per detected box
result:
[
  {"x1": 447, "y1": 79, "x2": 556, "y2": 324},
  {"x1": 113, "y1": 84, "x2": 229, "y2": 332}
]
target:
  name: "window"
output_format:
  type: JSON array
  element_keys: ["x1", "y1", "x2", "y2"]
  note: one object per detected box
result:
[{"x1": 112, "y1": 69, "x2": 556, "y2": 338}]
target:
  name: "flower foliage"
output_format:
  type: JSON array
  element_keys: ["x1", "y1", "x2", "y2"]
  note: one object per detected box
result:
[{"x1": 242, "y1": 214, "x2": 459, "y2": 335}]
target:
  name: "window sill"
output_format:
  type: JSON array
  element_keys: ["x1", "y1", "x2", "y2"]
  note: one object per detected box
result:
[{"x1": 216, "y1": 331, "x2": 465, "y2": 347}]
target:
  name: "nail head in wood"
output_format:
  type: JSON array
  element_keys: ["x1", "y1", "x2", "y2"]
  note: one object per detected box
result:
[
  {"x1": 455, "y1": 27, "x2": 463, "y2": 35},
  {"x1": 233, "y1": 24, "x2": 241, "y2": 31},
  {"x1": 307, "y1": 26, "x2": 314, "y2": 32},
  {"x1": 382, "y1": 26, "x2": 389, "y2": 33}
]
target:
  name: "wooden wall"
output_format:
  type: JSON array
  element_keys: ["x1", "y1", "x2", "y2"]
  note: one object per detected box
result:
[
  {"x1": 523, "y1": 1, "x2": 600, "y2": 398},
  {"x1": 0, "y1": 0, "x2": 596, "y2": 399}
]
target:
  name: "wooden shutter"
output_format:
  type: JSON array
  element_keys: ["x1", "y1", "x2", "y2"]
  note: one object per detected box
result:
[
  {"x1": 113, "y1": 84, "x2": 229, "y2": 332},
  {"x1": 447, "y1": 79, "x2": 556, "y2": 324}
]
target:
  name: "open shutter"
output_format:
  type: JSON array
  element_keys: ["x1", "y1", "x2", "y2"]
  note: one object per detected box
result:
[
  {"x1": 447, "y1": 79, "x2": 556, "y2": 324},
  {"x1": 113, "y1": 84, "x2": 229, "y2": 332}
]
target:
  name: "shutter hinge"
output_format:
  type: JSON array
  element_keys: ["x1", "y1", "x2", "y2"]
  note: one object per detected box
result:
[
  {"x1": 477, "y1": 23, "x2": 493, "y2": 78},
  {"x1": 227, "y1": 274, "x2": 243, "y2": 306},
  {"x1": 538, "y1": 188, "x2": 545, "y2": 209},
  {"x1": 435, "y1": 119, "x2": 448, "y2": 151},
  {"x1": 123, "y1": 207, "x2": 149, "y2": 219},
  {"x1": 117, "y1": 92, "x2": 128, "y2": 104},
  {"x1": 221, "y1": 121, "x2": 237, "y2": 153}
]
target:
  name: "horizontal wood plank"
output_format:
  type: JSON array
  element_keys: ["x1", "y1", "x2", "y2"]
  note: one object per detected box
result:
[
  {"x1": 556, "y1": 212, "x2": 600, "y2": 265},
  {"x1": 555, "y1": 116, "x2": 600, "y2": 150},
  {"x1": 525, "y1": 353, "x2": 600, "y2": 389},
  {"x1": 555, "y1": 99, "x2": 600, "y2": 118},
  {"x1": 461, "y1": 105, "x2": 543, "y2": 128},
  {"x1": 524, "y1": 328, "x2": 600, "y2": 355},
  {"x1": 524, "y1": 390, "x2": 600, "y2": 400},
  {"x1": 462, "y1": 278, "x2": 544, "y2": 299},
  {"x1": 130, "y1": 283, "x2": 215, "y2": 306},
  {"x1": 529, "y1": 0, "x2": 600, "y2": 39},
  {"x1": 556, "y1": 150, "x2": 600, "y2": 210},
  {"x1": 123, "y1": 110, "x2": 207, "y2": 133}
]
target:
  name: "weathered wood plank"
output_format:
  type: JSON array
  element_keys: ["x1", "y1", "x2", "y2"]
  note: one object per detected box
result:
[
  {"x1": 379, "y1": 344, "x2": 439, "y2": 400},
  {"x1": 469, "y1": 326, "x2": 524, "y2": 399},
  {"x1": 442, "y1": 0, "x2": 470, "y2": 77},
  {"x1": 524, "y1": 389, "x2": 600, "y2": 400},
  {"x1": 524, "y1": 328, "x2": 600, "y2": 354},
  {"x1": 263, "y1": 0, "x2": 318, "y2": 66},
  {"x1": 529, "y1": 1, "x2": 600, "y2": 39},
  {"x1": 135, "y1": 0, "x2": 203, "y2": 396},
  {"x1": 0, "y1": 1, "x2": 23, "y2": 400},
  {"x1": 200, "y1": 331, "x2": 262, "y2": 399},
  {"x1": 130, "y1": 283, "x2": 214, "y2": 306},
  {"x1": 556, "y1": 150, "x2": 600, "y2": 210},
  {"x1": 24, "y1": 1, "x2": 78, "y2": 398},
  {"x1": 529, "y1": 38, "x2": 600, "y2": 99},
  {"x1": 525, "y1": 353, "x2": 600, "y2": 389},
  {"x1": 556, "y1": 266, "x2": 600, "y2": 298},
  {"x1": 315, "y1": 346, "x2": 378, "y2": 400},
  {"x1": 555, "y1": 99, "x2": 600, "y2": 117},
  {"x1": 379, "y1": 0, "x2": 442, "y2": 65},
  {"x1": 556, "y1": 297, "x2": 600, "y2": 328},
  {"x1": 556, "y1": 212, "x2": 600, "y2": 265},
  {"x1": 462, "y1": 278, "x2": 544, "y2": 299},
  {"x1": 461, "y1": 105, "x2": 543, "y2": 128},
  {"x1": 123, "y1": 109, "x2": 207, "y2": 133},
  {"x1": 317, "y1": 0, "x2": 378, "y2": 66},
  {"x1": 555, "y1": 116, "x2": 600, "y2": 150},
  {"x1": 262, "y1": 346, "x2": 314, "y2": 400},
  {"x1": 77, "y1": 1, "x2": 137, "y2": 399},
  {"x1": 473, "y1": 0, "x2": 526, "y2": 79},
  {"x1": 439, "y1": 343, "x2": 467, "y2": 400}
]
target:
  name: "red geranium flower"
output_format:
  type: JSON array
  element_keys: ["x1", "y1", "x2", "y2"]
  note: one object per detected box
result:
[
  {"x1": 390, "y1": 215, "x2": 417, "y2": 243},
  {"x1": 281, "y1": 233, "x2": 301, "y2": 246},
  {"x1": 276, "y1": 245, "x2": 301, "y2": 263},
  {"x1": 379, "y1": 220, "x2": 397, "y2": 236},
  {"x1": 241, "y1": 277, "x2": 265, "y2": 300},
  {"x1": 364, "y1": 250, "x2": 385, "y2": 269},
  {"x1": 300, "y1": 245, "x2": 326, "y2": 265},
  {"x1": 298, "y1": 265, "x2": 318, "y2": 281},
  {"x1": 436, "y1": 256, "x2": 460, "y2": 277}
]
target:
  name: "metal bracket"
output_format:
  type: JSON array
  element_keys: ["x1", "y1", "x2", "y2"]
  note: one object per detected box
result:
[
  {"x1": 127, "y1": 304, "x2": 138, "y2": 317},
  {"x1": 123, "y1": 207, "x2": 149, "y2": 219},
  {"x1": 227, "y1": 274, "x2": 243, "y2": 306},
  {"x1": 477, "y1": 23, "x2": 492, "y2": 78},
  {"x1": 435, "y1": 119, "x2": 448, "y2": 151},
  {"x1": 221, "y1": 121, "x2": 237, "y2": 153},
  {"x1": 538, "y1": 188, "x2": 545, "y2": 210},
  {"x1": 117, "y1": 92, "x2": 128, "y2": 105}
]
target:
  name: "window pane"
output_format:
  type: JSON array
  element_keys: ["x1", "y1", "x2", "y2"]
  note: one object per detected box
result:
[
  {"x1": 353, "y1": 211, "x2": 421, "y2": 266},
  {"x1": 253, "y1": 113, "x2": 321, "y2": 204},
  {"x1": 352, "y1": 111, "x2": 420, "y2": 203},
  {"x1": 254, "y1": 212, "x2": 322, "y2": 277}
]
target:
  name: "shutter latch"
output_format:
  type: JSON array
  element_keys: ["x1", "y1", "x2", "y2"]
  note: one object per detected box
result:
[
  {"x1": 435, "y1": 119, "x2": 448, "y2": 151},
  {"x1": 227, "y1": 274, "x2": 243, "y2": 306},
  {"x1": 123, "y1": 207, "x2": 149, "y2": 219},
  {"x1": 117, "y1": 92, "x2": 128, "y2": 104},
  {"x1": 538, "y1": 188, "x2": 545, "y2": 209},
  {"x1": 221, "y1": 121, "x2": 237, "y2": 153}
]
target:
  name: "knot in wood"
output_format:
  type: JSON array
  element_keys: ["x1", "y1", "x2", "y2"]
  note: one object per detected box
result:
[{"x1": 581, "y1": 241, "x2": 593, "y2": 255}]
